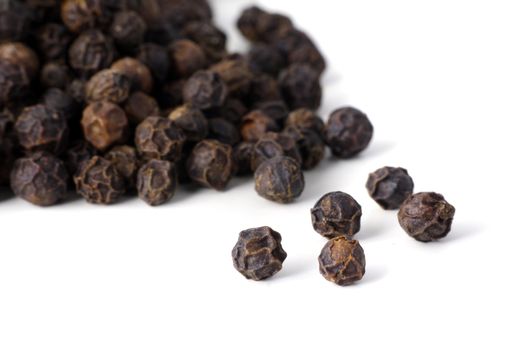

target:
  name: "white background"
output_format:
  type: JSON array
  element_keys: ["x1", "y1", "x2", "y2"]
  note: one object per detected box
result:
[{"x1": 1, "y1": 0, "x2": 524, "y2": 349}]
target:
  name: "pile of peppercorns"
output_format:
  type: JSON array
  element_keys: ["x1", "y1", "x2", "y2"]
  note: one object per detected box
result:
[{"x1": 0, "y1": 1, "x2": 456, "y2": 286}]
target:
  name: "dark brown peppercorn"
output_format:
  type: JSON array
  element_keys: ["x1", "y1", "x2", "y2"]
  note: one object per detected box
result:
[
  {"x1": 274, "y1": 28, "x2": 326, "y2": 75},
  {"x1": 64, "y1": 140, "x2": 97, "y2": 175},
  {"x1": 240, "y1": 110, "x2": 280, "y2": 142},
  {"x1": 111, "y1": 57, "x2": 153, "y2": 94},
  {"x1": 366, "y1": 167, "x2": 414, "y2": 210},
  {"x1": 284, "y1": 126, "x2": 325, "y2": 170},
  {"x1": 135, "y1": 116, "x2": 186, "y2": 161},
  {"x1": 255, "y1": 100, "x2": 289, "y2": 126},
  {"x1": 168, "y1": 105, "x2": 208, "y2": 142},
  {"x1": 105, "y1": 145, "x2": 139, "y2": 190},
  {"x1": 0, "y1": 60, "x2": 31, "y2": 105},
  {"x1": 74, "y1": 155, "x2": 126, "y2": 204},
  {"x1": 68, "y1": 29, "x2": 115, "y2": 78},
  {"x1": 247, "y1": 44, "x2": 285, "y2": 76},
  {"x1": 398, "y1": 192, "x2": 456, "y2": 242},
  {"x1": 247, "y1": 74, "x2": 282, "y2": 106},
  {"x1": 0, "y1": 0, "x2": 32, "y2": 42},
  {"x1": 319, "y1": 237, "x2": 366, "y2": 286},
  {"x1": 135, "y1": 43, "x2": 171, "y2": 84},
  {"x1": 0, "y1": 42, "x2": 40, "y2": 79},
  {"x1": 137, "y1": 159, "x2": 177, "y2": 206},
  {"x1": 207, "y1": 118, "x2": 240, "y2": 146},
  {"x1": 186, "y1": 139, "x2": 234, "y2": 190},
  {"x1": 123, "y1": 91, "x2": 159, "y2": 125},
  {"x1": 254, "y1": 156, "x2": 304, "y2": 203},
  {"x1": 233, "y1": 142, "x2": 254, "y2": 176},
  {"x1": 232, "y1": 226, "x2": 287, "y2": 281},
  {"x1": 251, "y1": 132, "x2": 301, "y2": 172},
  {"x1": 169, "y1": 39, "x2": 207, "y2": 78},
  {"x1": 60, "y1": 0, "x2": 113, "y2": 33},
  {"x1": 10, "y1": 151, "x2": 69, "y2": 206},
  {"x1": 15, "y1": 104, "x2": 69, "y2": 154},
  {"x1": 110, "y1": 10, "x2": 146, "y2": 51},
  {"x1": 36, "y1": 23, "x2": 72, "y2": 61},
  {"x1": 324, "y1": 107, "x2": 374, "y2": 159},
  {"x1": 286, "y1": 108, "x2": 325, "y2": 136},
  {"x1": 210, "y1": 57, "x2": 253, "y2": 98},
  {"x1": 183, "y1": 70, "x2": 227, "y2": 109},
  {"x1": 67, "y1": 78, "x2": 87, "y2": 103},
  {"x1": 237, "y1": 6, "x2": 293, "y2": 43},
  {"x1": 85, "y1": 69, "x2": 130, "y2": 104},
  {"x1": 81, "y1": 101, "x2": 128, "y2": 151},
  {"x1": 42, "y1": 88, "x2": 79, "y2": 121},
  {"x1": 311, "y1": 191, "x2": 362, "y2": 239},
  {"x1": 204, "y1": 98, "x2": 247, "y2": 125},
  {"x1": 183, "y1": 21, "x2": 227, "y2": 63},
  {"x1": 279, "y1": 64, "x2": 322, "y2": 110},
  {"x1": 40, "y1": 61, "x2": 71, "y2": 89}
]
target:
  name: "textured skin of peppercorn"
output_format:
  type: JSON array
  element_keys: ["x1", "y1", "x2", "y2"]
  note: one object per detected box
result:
[
  {"x1": 311, "y1": 191, "x2": 362, "y2": 239},
  {"x1": 0, "y1": 60, "x2": 31, "y2": 105},
  {"x1": 183, "y1": 70, "x2": 227, "y2": 110},
  {"x1": 398, "y1": 192, "x2": 456, "y2": 242},
  {"x1": 169, "y1": 39, "x2": 208, "y2": 79},
  {"x1": 366, "y1": 167, "x2": 414, "y2": 210},
  {"x1": 74, "y1": 155, "x2": 126, "y2": 204},
  {"x1": 240, "y1": 110, "x2": 280, "y2": 142},
  {"x1": 168, "y1": 105, "x2": 209, "y2": 142},
  {"x1": 324, "y1": 107, "x2": 374, "y2": 159},
  {"x1": 250, "y1": 133, "x2": 302, "y2": 172},
  {"x1": 137, "y1": 159, "x2": 177, "y2": 206},
  {"x1": 81, "y1": 101, "x2": 129, "y2": 151},
  {"x1": 278, "y1": 63, "x2": 322, "y2": 110},
  {"x1": 210, "y1": 57, "x2": 253, "y2": 98},
  {"x1": 135, "y1": 116, "x2": 186, "y2": 161},
  {"x1": 105, "y1": 145, "x2": 139, "y2": 190},
  {"x1": 10, "y1": 152, "x2": 69, "y2": 206},
  {"x1": 232, "y1": 226, "x2": 287, "y2": 281},
  {"x1": 186, "y1": 139, "x2": 234, "y2": 191},
  {"x1": 85, "y1": 69, "x2": 131, "y2": 104},
  {"x1": 285, "y1": 108, "x2": 325, "y2": 137},
  {"x1": 254, "y1": 156, "x2": 304, "y2": 203},
  {"x1": 284, "y1": 126, "x2": 325, "y2": 170},
  {"x1": 111, "y1": 58, "x2": 154, "y2": 94},
  {"x1": 319, "y1": 237, "x2": 366, "y2": 286},
  {"x1": 124, "y1": 92, "x2": 160, "y2": 125},
  {"x1": 68, "y1": 29, "x2": 114, "y2": 78}
]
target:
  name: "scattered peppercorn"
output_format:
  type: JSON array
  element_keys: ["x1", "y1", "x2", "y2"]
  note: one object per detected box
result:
[
  {"x1": 137, "y1": 159, "x2": 177, "y2": 206},
  {"x1": 311, "y1": 191, "x2": 362, "y2": 239},
  {"x1": 186, "y1": 139, "x2": 234, "y2": 190},
  {"x1": 74, "y1": 155, "x2": 125, "y2": 204},
  {"x1": 398, "y1": 192, "x2": 456, "y2": 242},
  {"x1": 232, "y1": 226, "x2": 287, "y2": 281},
  {"x1": 254, "y1": 156, "x2": 304, "y2": 203},
  {"x1": 319, "y1": 236, "x2": 366, "y2": 286},
  {"x1": 366, "y1": 167, "x2": 414, "y2": 210}
]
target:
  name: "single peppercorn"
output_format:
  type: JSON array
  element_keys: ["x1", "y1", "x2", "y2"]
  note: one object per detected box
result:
[
  {"x1": 60, "y1": 0, "x2": 113, "y2": 33},
  {"x1": 64, "y1": 140, "x2": 98, "y2": 175},
  {"x1": 169, "y1": 39, "x2": 208, "y2": 78},
  {"x1": 240, "y1": 110, "x2": 280, "y2": 142},
  {"x1": 111, "y1": 57, "x2": 153, "y2": 94},
  {"x1": 10, "y1": 151, "x2": 69, "y2": 206},
  {"x1": 251, "y1": 132, "x2": 302, "y2": 172},
  {"x1": 366, "y1": 166, "x2": 414, "y2": 210},
  {"x1": 15, "y1": 104, "x2": 69, "y2": 155},
  {"x1": 398, "y1": 192, "x2": 456, "y2": 242},
  {"x1": 246, "y1": 44, "x2": 285, "y2": 76},
  {"x1": 183, "y1": 21, "x2": 227, "y2": 63},
  {"x1": 168, "y1": 104, "x2": 209, "y2": 142},
  {"x1": 286, "y1": 108, "x2": 325, "y2": 136},
  {"x1": 40, "y1": 61, "x2": 71, "y2": 89},
  {"x1": 74, "y1": 155, "x2": 126, "y2": 204},
  {"x1": 186, "y1": 139, "x2": 234, "y2": 190},
  {"x1": 254, "y1": 156, "x2": 304, "y2": 203},
  {"x1": 183, "y1": 70, "x2": 227, "y2": 109},
  {"x1": 36, "y1": 23, "x2": 72, "y2": 61},
  {"x1": 0, "y1": 42, "x2": 40, "y2": 80},
  {"x1": 135, "y1": 43, "x2": 171, "y2": 84},
  {"x1": 105, "y1": 145, "x2": 139, "y2": 190},
  {"x1": 137, "y1": 159, "x2": 177, "y2": 206},
  {"x1": 279, "y1": 63, "x2": 322, "y2": 110},
  {"x1": 207, "y1": 118, "x2": 240, "y2": 146},
  {"x1": 42, "y1": 88, "x2": 79, "y2": 121},
  {"x1": 237, "y1": 6, "x2": 293, "y2": 43},
  {"x1": 81, "y1": 101, "x2": 128, "y2": 151},
  {"x1": 273, "y1": 28, "x2": 326, "y2": 75},
  {"x1": 123, "y1": 91, "x2": 160, "y2": 125},
  {"x1": 135, "y1": 116, "x2": 186, "y2": 161},
  {"x1": 232, "y1": 226, "x2": 287, "y2": 281},
  {"x1": 110, "y1": 10, "x2": 146, "y2": 51},
  {"x1": 0, "y1": 60, "x2": 31, "y2": 105},
  {"x1": 210, "y1": 57, "x2": 253, "y2": 98},
  {"x1": 255, "y1": 100, "x2": 289, "y2": 126},
  {"x1": 284, "y1": 126, "x2": 325, "y2": 170},
  {"x1": 311, "y1": 191, "x2": 362, "y2": 239},
  {"x1": 68, "y1": 29, "x2": 115, "y2": 78},
  {"x1": 247, "y1": 74, "x2": 282, "y2": 107},
  {"x1": 233, "y1": 142, "x2": 254, "y2": 176},
  {"x1": 85, "y1": 69, "x2": 130, "y2": 104},
  {"x1": 324, "y1": 107, "x2": 374, "y2": 159},
  {"x1": 319, "y1": 237, "x2": 366, "y2": 286}
]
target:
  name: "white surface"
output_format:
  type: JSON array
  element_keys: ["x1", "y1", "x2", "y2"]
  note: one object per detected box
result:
[{"x1": 1, "y1": 1, "x2": 524, "y2": 349}]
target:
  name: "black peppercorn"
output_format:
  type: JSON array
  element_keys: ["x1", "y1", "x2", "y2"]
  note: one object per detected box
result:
[
  {"x1": 111, "y1": 57, "x2": 153, "y2": 94},
  {"x1": 204, "y1": 98, "x2": 247, "y2": 126},
  {"x1": 207, "y1": 118, "x2": 240, "y2": 146},
  {"x1": 247, "y1": 74, "x2": 282, "y2": 107},
  {"x1": 135, "y1": 43, "x2": 171, "y2": 84},
  {"x1": 74, "y1": 155, "x2": 126, "y2": 204},
  {"x1": 186, "y1": 139, "x2": 234, "y2": 190},
  {"x1": 311, "y1": 191, "x2": 362, "y2": 239},
  {"x1": 36, "y1": 23, "x2": 72, "y2": 61},
  {"x1": 285, "y1": 108, "x2": 325, "y2": 136},
  {"x1": 183, "y1": 70, "x2": 227, "y2": 109},
  {"x1": 254, "y1": 100, "x2": 289, "y2": 126},
  {"x1": 168, "y1": 105, "x2": 209, "y2": 142},
  {"x1": 398, "y1": 192, "x2": 456, "y2": 242},
  {"x1": 232, "y1": 226, "x2": 287, "y2": 281},
  {"x1": 324, "y1": 107, "x2": 374, "y2": 159},
  {"x1": 246, "y1": 44, "x2": 285, "y2": 76},
  {"x1": 183, "y1": 21, "x2": 227, "y2": 63},
  {"x1": 274, "y1": 28, "x2": 326, "y2": 75},
  {"x1": 15, "y1": 104, "x2": 69, "y2": 155},
  {"x1": 81, "y1": 101, "x2": 129, "y2": 151},
  {"x1": 60, "y1": 0, "x2": 113, "y2": 33},
  {"x1": 366, "y1": 166, "x2": 414, "y2": 210},
  {"x1": 123, "y1": 91, "x2": 160, "y2": 125},
  {"x1": 137, "y1": 159, "x2": 177, "y2": 206},
  {"x1": 0, "y1": 42, "x2": 40, "y2": 80},
  {"x1": 284, "y1": 126, "x2": 325, "y2": 170},
  {"x1": 64, "y1": 140, "x2": 98, "y2": 175},
  {"x1": 68, "y1": 29, "x2": 115, "y2": 78},
  {"x1": 237, "y1": 6, "x2": 293, "y2": 43},
  {"x1": 240, "y1": 110, "x2": 280, "y2": 142},
  {"x1": 279, "y1": 63, "x2": 322, "y2": 110},
  {"x1": 254, "y1": 156, "x2": 304, "y2": 203},
  {"x1": 0, "y1": 60, "x2": 31, "y2": 105},
  {"x1": 110, "y1": 10, "x2": 146, "y2": 52},
  {"x1": 319, "y1": 236, "x2": 366, "y2": 286},
  {"x1": 40, "y1": 61, "x2": 71, "y2": 89},
  {"x1": 105, "y1": 145, "x2": 139, "y2": 190},
  {"x1": 0, "y1": 0, "x2": 32, "y2": 42},
  {"x1": 42, "y1": 88, "x2": 79, "y2": 121},
  {"x1": 10, "y1": 151, "x2": 69, "y2": 206},
  {"x1": 251, "y1": 132, "x2": 302, "y2": 172},
  {"x1": 85, "y1": 69, "x2": 131, "y2": 104},
  {"x1": 233, "y1": 142, "x2": 254, "y2": 176},
  {"x1": 169, "y1": 39, "x2": 208, "y2": 78},
  {"x1": 210, "y1": 57, "x2": 253, "y2": 98},
  {"x1": 135, "y1": 116, "x2": 186, "y2": 161}
]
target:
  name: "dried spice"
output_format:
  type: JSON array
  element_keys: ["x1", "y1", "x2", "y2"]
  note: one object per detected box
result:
[
  {"x1": 15, "y1": 104, "x2": 69, "y2": 154},
  {"x1": 135, "y1": 43, "x2": 171, "y2": 84},
  {"x1": 64, "y1": 140, "x2": 97, "y2": 175},
  {"x1": 0, "y1": 0, "x2": 32, "y2": 41},
  {"x1": 205, "y1": 98, "x2": 247, "y2": 126},
  {"x1": 135, "y1": 116, "x2": 186, "y2": 161},
  {"x1": 324, "y1": 107, "x2": 374, "y2": 158},
  {"x1": 183, "y1": 70, "x2": 227, "y2": 109},
  {"x1": 247, "y1": 44, "x2": 285, "y2": 76},
  {"x1": 251, "y1": 132, "x2": 301, "y2": 172},
  {"x1": 36, "y1": 23, "x2": 72, "y2": 61},
  {"x1": 186, "y1": 139, "x2": 234, "y2": 190},
  {"x1": 85, "y1": 69, "x2": 130, "y2": 104},
  {"x1": 74, "y1": 155, "x2": 125, "y2": 204},
  {"x1": 68, "y1": 29, "x2": 114, "y2": 78},
  {"x1": 284, "y1": 126, "x2": 325, "y2": 170},
  {"x1": 183, "y1": 21, "x2": 227, "y2": 63},
  {"x1": 240, "y1": 109, "x2": 280, "y2": 142},
  {"x1": 207, "y1": 118, "x2": 240, "y2": 146},
  {"x1": 366, "y1": 166, "x2": 414, "y2": 210},
  {"x1": 168, "y1": 105, "x2": 209, "y2": 142},
  {"x1": 137, "y1": 159, "x2": 177, "y2": 206},
  {"x1": 40, "y1": 62, "x2": 70, "y2": 89},
  {"x1": 233, "y1": 142, "x2": 254, "y2": 176},
  {"x1": 0, "y1": 42, "x2": 40, "y2": 79},
  {"x1": 169, "y1": 39, "x2": 208, "y2": 78},
  {"x1": 111, "y1": 57, "x2": 153, "y2": 94},
  {"x1": 247, "y1": 74, "x2": 282, "y2": 106},
  {"x1": 279, "y1": 63, "x2": 322, "y2": 110},
  {"x1": 285, "y1": 108, "x2": 325, "y2": 136},
  {"x1": 232, "y1": 226, "x2": 287, "y2": 281},
  {"x1": 10, "y1": 151, "x2": 69, "y2": 206},
  {"x1": 311, "y1": 191, "x2": 362, "y2": 239},
  {"x1": 398, "y1": 192, "x2": 456, "y2": 242},
  {"x1": 123, "y1": 91, "x2": 159, "y2": 125},
  {"x1": 254, "y1": 156, "x2": 304, "y2": 203},
  {"x1": 210, "y1": 57, "x2": 253, "y2": 98},
  {"x1": 105, "y1": 145, "x2": 139, "y2": 190},
  {"x1": 110, "y1": 10, "x2": 146, "y2": 52},
  {"x1": 254, "y1": 100, "x2": 289, "y2": 126},
  {"x1": 237, "y1": 6, "x2": 293, "y2": 43},
  {"x1": 81, "y1": 101, "x2": 128, "y2": 151},
  {"x1": 42, "y1": 88, "x2": 79, "y2": 121},
  {"x1": 319, "y1": 237, "x2": 366, "y2": 286},
  {"x1": 0, "y1": 60, "x2": 31, "y2": 105}
]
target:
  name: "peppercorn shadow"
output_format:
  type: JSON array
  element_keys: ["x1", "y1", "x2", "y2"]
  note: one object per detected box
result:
[
  {"x1": 431, "y1": 221, "x2": 480, "y2": 244},
  {"x1": 271, "y1": 258, "x2": 312, "y2": 280}
]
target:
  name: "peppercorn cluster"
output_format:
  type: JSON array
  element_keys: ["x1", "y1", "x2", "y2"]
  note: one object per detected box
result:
[{"x1": 0, "y1": 1, "x2": 374, "y2": 207}]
